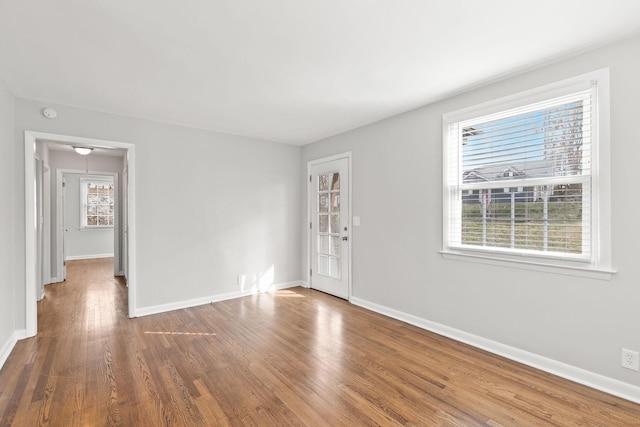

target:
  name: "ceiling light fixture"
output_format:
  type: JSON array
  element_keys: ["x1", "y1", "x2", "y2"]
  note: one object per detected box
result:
[{"x1": 73, "y1": 146, "x2": 93, "y2": 156}]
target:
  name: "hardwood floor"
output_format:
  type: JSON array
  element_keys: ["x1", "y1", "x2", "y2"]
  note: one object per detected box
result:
[{"x1": 1, "y1": 259, "x2": 639, "y2": 426}]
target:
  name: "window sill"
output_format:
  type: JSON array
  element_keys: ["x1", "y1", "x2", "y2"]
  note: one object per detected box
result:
[
  {"x1": 79, "y1": 226, "x2": 114, "y2": 231},
  {"x1": 440, "y1": 250, "x2": 615, "y2": 280}
]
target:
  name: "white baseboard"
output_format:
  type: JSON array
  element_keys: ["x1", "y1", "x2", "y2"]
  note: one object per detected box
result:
[
  {"x1": 300, "y1": 281, "x2": 310, "y2": 288},
  {"x1": 0, "y1": 329, "x2": 27, "y2": 371},
  {"x1": 136, "y1": 281, "x2": 303, "y2": 318},
  {"x1": 350, "y1": 296, "x2": 640, "y2": 404},
  {"x1": 66, "y1": 253, "x2": 114, "y2": 261}
]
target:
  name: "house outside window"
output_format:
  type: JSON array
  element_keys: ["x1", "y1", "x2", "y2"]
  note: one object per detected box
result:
[
  {"x1": 80, "y1": 178, "x2": 114, "y2": 228},
  {"x1": 442, "y1": 70, "x2": 612, "y2": 277}
]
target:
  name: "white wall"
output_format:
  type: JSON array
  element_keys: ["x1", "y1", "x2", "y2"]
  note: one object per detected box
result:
[
  {"x1": 62, "y1": 174, "x2": 115, "y2": 260},
  {"x1": 0, "y1": 77, "x2": 16, "y2": 366},
  {"x1": 301, "y1": 35, "x2": 640, "y2": 394},
  {"x1": 13, "y1": 101, "x2": 301, "y2": 320}
]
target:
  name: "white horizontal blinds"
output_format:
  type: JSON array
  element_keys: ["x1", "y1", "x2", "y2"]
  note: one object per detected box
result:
[{"x1": 447, "y1": 87, "x2": 593, "y2": 258}]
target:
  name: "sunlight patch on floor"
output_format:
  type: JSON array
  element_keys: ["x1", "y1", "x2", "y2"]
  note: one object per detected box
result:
[
  {"x1": 274, "y1": 290, "x2": 305, "y2": 298},
  {"x1": 144, "y1": 331, "x2": 217, "y2": 336}
]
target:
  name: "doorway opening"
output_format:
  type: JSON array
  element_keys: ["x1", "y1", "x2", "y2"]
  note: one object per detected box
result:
[
  {"x1": 24, "y1": 131, "x2": 137, "y2": 337},
  {"x1": 58, "y1": 171, "x2": 118, "y2": 282}
]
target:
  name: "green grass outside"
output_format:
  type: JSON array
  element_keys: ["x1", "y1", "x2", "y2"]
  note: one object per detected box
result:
[{"x1": 461, "y1": 201, "x2": 583, "y2": 253}]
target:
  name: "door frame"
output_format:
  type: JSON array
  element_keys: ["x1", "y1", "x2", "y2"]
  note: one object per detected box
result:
[
  {"x1": 35, "y1": 156, "x2": 44, "y2": 300},
  {"x1": 307, "y1": 152, "x2": 352, "y2": 300},
  {"x1": 24, "y1": 131, "x2": 138, "y2": 337}
]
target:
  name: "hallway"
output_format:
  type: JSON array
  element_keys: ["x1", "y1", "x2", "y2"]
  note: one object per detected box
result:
[{"x1": 2, "y1": 258, "x2": 128, "y2": 425}]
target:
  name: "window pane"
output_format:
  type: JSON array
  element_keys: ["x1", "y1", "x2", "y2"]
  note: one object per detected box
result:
[
  {"x1": 318, "y1": 173, "x2": 329, "y2": 191},
  {"x1": 331, "y1": 193, "x2": 340, "y2": 212},
  {"x1": 330, "y1": 172, "x2": 340, "y2": 190},
  {"x1": 330, "y1": 214, "x2": 340, "y2": 233},
  {"x1": 98, "y1": 205, "x2": 110, "y2": 216},
  {"x1": 318, "y1": 255, "x2": 329, "y2": 275},
  {"x1": 318, "y1": 194, "x2": 329, "y2": 213},
  {"x1": 448, "y1": 86, "x2": 593, "y2": 260},
  {"x1": 318, "y1": 235, "x2": 329, "y2": 255},
  {"x1": 330, "y1": 236, "x2": 341, "y2": 256},
  {"x1": 462, "y1": 101, "x2": 588, "y2": 180},
  {"x1": 329, "y1": 257, "x2": 340, "y2": 279},
  {"x1": 319, "y1": 172, "x2": 339, "y2": 191},
  {"x1": 460, "y1": 183, "x2": 583, "y2": 254},
  {"x1": 319, "y1": 215, "x2": 329, "y2": 233}
]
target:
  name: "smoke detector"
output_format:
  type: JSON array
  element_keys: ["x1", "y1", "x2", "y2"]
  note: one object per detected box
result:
[{"x1": 42, "y1": 108, "x2": 57, "y2": 119}]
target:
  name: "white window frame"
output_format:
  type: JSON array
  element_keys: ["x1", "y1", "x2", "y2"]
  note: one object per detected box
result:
[
  {"x1": 80, "y1": 176, "x2": 115, "y2": 229},
  {"x1": 441, "y1": 69, "x2": 614, "y2": 280}
]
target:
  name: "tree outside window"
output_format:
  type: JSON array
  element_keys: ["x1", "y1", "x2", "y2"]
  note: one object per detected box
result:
[{"x1": 81, "y1": 178, "x2": 114, "y2": 228}]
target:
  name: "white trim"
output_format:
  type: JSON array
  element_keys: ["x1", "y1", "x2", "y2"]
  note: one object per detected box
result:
[
  {"x1": 441, "y1": 250, "x2": 615, "y2": 280},
  {"x1": 43, "y1": 165, "x2": 52, "y2": 287},
  {"x1": 350, "y1": 296, "x2": 640, "y2": 404},
  {"x1": 299, "y1": 280, "x2": 310, "y2": 288},
  {"x1": 136, "y1": 280, "x2": 303, "y2": 317},
  {"x1": 66, "y1": 253, "x2": 114, "y2": 261},
  {"x1": 0, "y1": 330, "x2": 27, "y2": 371},
  {"x1": 78, "y1": 227, "x2": 114, "y2": 231},
  {"x1": 306, "y1": 152, "x2": 353, "y2": 300},
  {"x1": 443, "y1": 73, "x2": 597, "y2": 124},
  {"x1": 0, "y1": 334, "x2": 17, "y2": 369},
  {"x1": 24, "y1": 133, "x2": 38, "y2": 336},
  {"x1": 25, "y1": 131, "x2": 137, "y2": 339}
]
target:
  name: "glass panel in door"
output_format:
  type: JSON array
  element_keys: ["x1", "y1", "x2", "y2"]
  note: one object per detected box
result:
[{"x1": 317, "y1": 171, "x2": 341, "y2": 279}]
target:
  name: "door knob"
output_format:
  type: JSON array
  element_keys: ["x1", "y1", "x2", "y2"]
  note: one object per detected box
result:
[{"x1": 342, "y1": 236, "x2": 348, "y2": 241}]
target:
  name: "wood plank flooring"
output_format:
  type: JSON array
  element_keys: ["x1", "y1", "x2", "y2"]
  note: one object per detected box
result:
[{"x1": 1, "y1": 258, "x2": 639, "y2": 426}]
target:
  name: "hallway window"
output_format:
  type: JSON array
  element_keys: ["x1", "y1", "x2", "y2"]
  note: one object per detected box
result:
[{"x1": 80, "y1": 178, "x2": 114, "y2": 228}]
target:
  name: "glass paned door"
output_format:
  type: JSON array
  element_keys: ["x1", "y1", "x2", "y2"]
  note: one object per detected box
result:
[
  {"x1": 309, "y1": 156, "x2": 350, "y2": 299},
  {"x1": 317, "y1": 172, "x2": 341, "y2": 278}
]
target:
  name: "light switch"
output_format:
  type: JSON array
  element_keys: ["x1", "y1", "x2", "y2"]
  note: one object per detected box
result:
[{"x1": 353, "y1": 216, "x2": 361, "y2": 226}]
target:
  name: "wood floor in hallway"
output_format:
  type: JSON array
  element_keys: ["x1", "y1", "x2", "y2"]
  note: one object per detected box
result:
[{"x1": 1, "y1": 258, "x2": 640, "y2": 426}]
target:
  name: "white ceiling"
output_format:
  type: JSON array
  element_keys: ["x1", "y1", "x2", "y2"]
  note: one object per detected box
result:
[{"x1": 1, "y1": 1, "x2": 639, "y2": 145}]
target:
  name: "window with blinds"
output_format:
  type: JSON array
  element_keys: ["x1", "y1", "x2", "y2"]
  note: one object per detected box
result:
[{"x1": 444, "y1": 82, "x2": 597, "y2": 263}]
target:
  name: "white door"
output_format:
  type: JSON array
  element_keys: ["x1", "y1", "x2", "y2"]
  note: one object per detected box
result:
[{"x1": 309, "y1": 156, "x2": 350, "y2": 299}]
